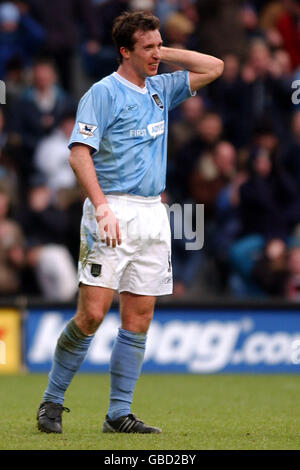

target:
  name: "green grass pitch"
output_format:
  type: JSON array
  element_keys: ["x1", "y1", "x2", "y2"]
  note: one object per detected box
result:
[{"x1": 0, "y1": 373, "x2": 300, "y2": 450}]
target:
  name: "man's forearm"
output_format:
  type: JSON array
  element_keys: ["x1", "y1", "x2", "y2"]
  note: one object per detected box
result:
[
  {"x1": 69, "y1": 144, "x2": 107, "y2": 209},
  {"x1": 69, "y1": 144, "x2": 121, "y2": 247},
  {"x1": 160, "y1": 46, "x2": 224, "y2": 90},
  {"x1": 160, "y1": 47, "x2": 220, "y2": 73}
]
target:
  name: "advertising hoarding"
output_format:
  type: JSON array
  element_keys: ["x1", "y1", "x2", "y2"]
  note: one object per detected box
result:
[
  {"x1": 25, "y1": 308, "x2": 300, "y2": 373},
  {"x1": 0, "y1": 309, "x2": 21, "y2": 374}
]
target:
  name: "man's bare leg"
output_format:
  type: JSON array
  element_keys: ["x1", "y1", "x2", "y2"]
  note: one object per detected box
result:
[{"x1": 74, "y1": 284, "x2": 114, "y2": 334}]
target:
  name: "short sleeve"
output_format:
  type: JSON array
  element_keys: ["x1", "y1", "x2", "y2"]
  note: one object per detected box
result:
[
  {"x1": 68, "y1": 83, "x2": 112, "y2": 152},
  {"x1": 157, "y1": 70, "x2": 196, "y2": 111}
]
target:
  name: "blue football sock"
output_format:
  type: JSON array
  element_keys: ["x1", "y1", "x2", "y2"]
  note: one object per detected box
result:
[
  {"x1": 107, "y1": 328, "x2": 146, "y2": 421},
  {"x1": 42, "y1": 319, "x2": 94, "y2": 405}
]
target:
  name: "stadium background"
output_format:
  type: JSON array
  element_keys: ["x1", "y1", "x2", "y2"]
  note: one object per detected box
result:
[{"x1": 0, "y1": 0, "x2": 300, "y2": 448}]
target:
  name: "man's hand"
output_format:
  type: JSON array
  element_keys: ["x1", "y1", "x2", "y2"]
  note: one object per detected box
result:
[{"x1": 95, "y1": 203, "x2": 122, "y2": 248}]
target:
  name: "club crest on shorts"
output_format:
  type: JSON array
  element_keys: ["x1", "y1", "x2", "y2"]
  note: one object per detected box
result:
[
  {"x1": 91, "y1": 263, "x2": 102, "y2": 277},
  {"x1": 151, "y1": 93, "x2": 164, "y2": 110}
]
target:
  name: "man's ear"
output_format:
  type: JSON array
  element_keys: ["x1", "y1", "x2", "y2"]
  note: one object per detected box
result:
[{"x1": 120, "y1": 46, "x2": 130, "y2": 61}]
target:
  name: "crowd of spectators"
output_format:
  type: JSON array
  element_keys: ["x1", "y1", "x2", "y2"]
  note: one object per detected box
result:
[{"x1": 0, "y1": 0, "x2": 300, "y2": 302}]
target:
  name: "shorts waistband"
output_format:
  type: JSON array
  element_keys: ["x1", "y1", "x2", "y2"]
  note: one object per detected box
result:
[{"x1": 105, "y1": 193, "x2": 161, "y2": 204}]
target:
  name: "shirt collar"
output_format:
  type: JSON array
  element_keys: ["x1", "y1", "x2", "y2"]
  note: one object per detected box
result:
[{"x1": 112, "y1": 72, "x2": 148, "y2": 94}]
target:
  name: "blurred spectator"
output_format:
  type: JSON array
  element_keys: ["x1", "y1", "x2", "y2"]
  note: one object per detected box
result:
[
  {"x1": 171, "y1": 111, "x2": 223, "y2": 201},
  {"x1": 270, "y1": 48, "x2": 292, "y2": 79},
  {"x1": 286, "y1": 245, "x2": 300, "y2": 299},
  {"x1": 0, "y1": 1, "x2": 44, "y2": 79},
  {"x1": 251, "y1": 120, "x2": 280, "y2": 154},
  {"x1": 258, "y1": 0, "x2": 284, "y2": 49},
  {"x1": 168, "y1": 94, "x2": 206, "y2": 157},
  {"x1": 57, "y1": 186, "x2": 84, "y2": 266},
  {"x1": 33, "y1": 111, "x2": 76, "y2": 193},
  {"x1": 154, "y1": 0, "x2": 198, "y2": 27},
  {"x1": 17, "y1": 176, "x2": 71, "y2": 249},
  {"x1": 253, "y1": 0, "x2": 281, "y2": 15},
  {"x1": 80, "y1": 0, "x2": 128, "y2": 82},
  {"x1": 171, "y1": 213, "x2": 204, "y2": 298},
  {"x1": 275, "y1": 0, "x2": 300, "y2": 71},
  {"x1": 9, "y1": 58, "x2": 74, "y2": 192},
  {"x1": 193, "y1": 112, "x2": 224, "y2": 150},
  {"x1": 3, "y1": 56, "x2": 30, "y2": 103},
  {"x1": 187, "y1": 141, "x2": 238, "y2": 292},
  {"x1": 241, "y1": 38, "x2": 293, "y2": 141},
  {"x1": 228, "y1": 141, "x2": 300, "y2": 297},
  {"x1": 170, "y1": 111, "x2": 223, "y2": 201},
  {"x1": 0, "y1": 107, "x2": 19, "y2": 197},
  {"x1": 239, "y1": 147, "x2": 300, "y2": 241},
  {"x1": 188, "y1": 141, "x2": 237, "y2": 215},
  {"x1": 209, "y1": 53, "x2": 249, "y2": 147},
  {"x1": 211, "y1": 169, "x2": 248, "y2": 289},
  {"x1": 0, "y1": 180, "x2": 25, "y2": 295},
  {"x1": 163, "y1": 11, "x2": 197, "y2": 50},
  {"x1": 0, "y1": 106, "x2": 7, "y2": 154},
  {"x1": 239, "y1": 1, "x2": 264, "y2": 41},
  {"x1": 26, "y1": 243, "x2": 77, "y2": 300},
  {"x1": 196, "y1": 0, "x2": 247, "y2": 58},
  {"x1": 154, "y1": 0, "x2": 177, "y2": 25},
  {"x1": 16, "y1": 176, "x2": 78, "y2": 300},
  {"x1": 228, "y1": 233, "x2": 266, "y2": 297},
  {"x1": 282, "y1": 111, "x2": 300, "y2": 185},
  {"x1": 28, "y1": 0, "x2": 100, "y2": 90},
  {"x1": 251, "y1": 238, "x2": 289, "y2": 296},
  {"x1": 129, "y1": 0, "x2": 154, "y2": 11},
  {"x1": 162, "y1": 191, "x2": 204, "y2": 299}
]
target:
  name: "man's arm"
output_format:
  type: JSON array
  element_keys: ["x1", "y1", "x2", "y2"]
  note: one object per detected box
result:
[
  {"x1": 69, "y1": 143, "x2": 121, "y2": 247},
  {"x1": 160, "y1": 47, "x2": 224, "y2": 92}
]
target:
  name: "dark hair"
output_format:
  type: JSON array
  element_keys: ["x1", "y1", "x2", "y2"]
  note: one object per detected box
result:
[
  {"x1": 32, "y1": 56, "x2": 57, "y2": 71},
  {"x1": 112, "y1": 11, "x2": 160, "y2": 64},
  {"x1": 58, "y1": 110, "x2": 76, "y2": 126}
]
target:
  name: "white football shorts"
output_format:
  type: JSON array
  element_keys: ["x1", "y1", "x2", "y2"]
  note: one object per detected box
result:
[{"x1": 78, "y1": 194, "x2": 173, "y2": 296}]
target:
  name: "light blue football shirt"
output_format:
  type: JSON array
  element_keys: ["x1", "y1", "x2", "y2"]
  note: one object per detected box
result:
[{"x1": 69, "y1": 70, "x2": 195, "y2": 197}]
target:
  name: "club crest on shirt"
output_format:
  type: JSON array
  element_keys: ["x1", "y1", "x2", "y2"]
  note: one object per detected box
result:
[
  {"x1": 151, "y1": 93, "x2": 164, "y2": 110},
  {"x1": 78, "y1": 122, "x2": 97, "y2": 139}
]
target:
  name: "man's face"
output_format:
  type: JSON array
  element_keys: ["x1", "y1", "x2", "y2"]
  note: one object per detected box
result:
[
  {"x1": 124, "y1": 29, "x2": 162, "y2": 79},
  {"x1": 33, "y1": 64, "x2": 56, "y2": 92}
]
